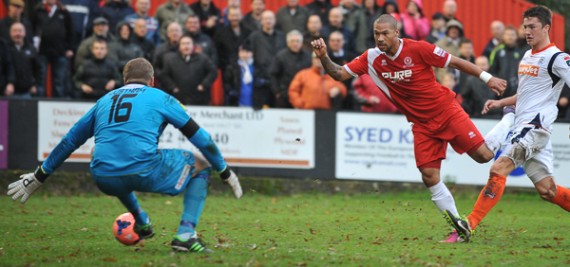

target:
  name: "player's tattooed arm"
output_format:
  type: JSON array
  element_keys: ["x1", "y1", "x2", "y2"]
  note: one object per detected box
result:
[{"x1": 320, "y1": 55, "x2": 352, "y2": 81}]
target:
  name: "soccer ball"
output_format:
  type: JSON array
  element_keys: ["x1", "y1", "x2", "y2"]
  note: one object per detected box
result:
[{"x1": 113, "y1": 212, "x2": 140, "y2": 245}]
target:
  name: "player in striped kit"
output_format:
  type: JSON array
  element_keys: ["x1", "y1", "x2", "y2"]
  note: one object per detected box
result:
[{"x1": 446, "y1": 5, "x2": 570, "y2": 242}]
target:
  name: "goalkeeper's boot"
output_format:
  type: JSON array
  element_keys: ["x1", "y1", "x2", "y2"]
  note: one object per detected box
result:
[
  {"x1": 443, "y1": 210, "x2": 473, "y2": 242},
  {"x1": 134, "y1": 222, "x2": 154, "y2": 240},
  {"x1": 439, "y1": 230, "x2": 465, "y2": 243},
  {"x1": 171, "y1": 236, "x2": 213, "y2": 253}
]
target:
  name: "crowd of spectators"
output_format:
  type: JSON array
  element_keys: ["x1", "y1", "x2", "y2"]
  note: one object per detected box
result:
[{"x1": 1, "y1": 0, "x2": 569, "y2": 121}]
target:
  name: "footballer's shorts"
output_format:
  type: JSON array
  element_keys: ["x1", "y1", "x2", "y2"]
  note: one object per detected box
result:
[
  {"x1": 412, "y1": 102, "x2": 485, "y2": 168},
  {"x1": 502, "y1": 125, "x2": 553, "y2": 183},
  {"x1": 93, "y1": 149, "x2": 197, "y2": 197}
]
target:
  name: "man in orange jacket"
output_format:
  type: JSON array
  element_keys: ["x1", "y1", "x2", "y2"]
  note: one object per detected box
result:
[{"x1": 288, "y1": 53, "x2": 347, "y2": 109}]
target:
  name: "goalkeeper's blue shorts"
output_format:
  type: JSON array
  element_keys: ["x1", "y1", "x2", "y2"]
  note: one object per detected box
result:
[{"x1": 92, "y1": 149, "x2": 197, "y2": 197}]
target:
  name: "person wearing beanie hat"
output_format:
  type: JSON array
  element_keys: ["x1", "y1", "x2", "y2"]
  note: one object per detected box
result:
[
  {"x1": 435, "y1": 19, "x2": 464, "y2": 82},
  {"x1": 400, "y1": 0, "x2": 429, "y2": 40},
  {"x1": 426, "y1": 12, "x2": 446, "y2": 44}
]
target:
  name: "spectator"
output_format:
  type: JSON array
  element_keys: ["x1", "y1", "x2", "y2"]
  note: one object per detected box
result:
[
  {"x1": 328, "y1": 31, "x2": 358, "y2": 66},
  {"x1": 289, "y1": 53, "x2": 347, "y2": 110},
  {"x1": 269, "y1": 30, "x2": 311, "y2": 108},
  {"x1": 459, "y1": 56, "x2": 499, "y2": 118},
  {"x1": 155, "y1": 0, "x2": 194, "y2": 41},
  {"x1": 425, "y1": 12, "x2": 446, "y2": 44},
  {"x1": 5, "y1": 22, "x2": 39, "y2": 97},
  {"x1": 242, "y1": 0, "x2": 265, "y2": 34},
  {"x1": 0, "y1": 39, "x2": 15, "y2": 96},
  {"x1": 352, "y1": 74, "x2": 398, "y2": 113},
  {"x1": 441, "y1": 0, "x2": 459, "y2": 23},
  {"x1": 74, "y1": 39, "x2": 121, "y2": 99},
  {"x1": 75, "y1": 17, "x2": 118, "y2": 69},
  {"x1": 435, "y1": 19, "x2": 463, "y2": 82},
  {"x1": 338, "y1": 0, "x2": 361, "y2": 27},
  {"x1": 244, "y1": 10, "x2": 286, "y2": 108},
  {"x1": 152, "y1": 22, "x2": 182, "y2": 79},
  {"x1": 214, "y1": 6, "x2": 250, "y2": 90},
  {"x1": 456, "y1": 38, "x2": 475, "y2": 91},
  {"x1": 125, "y1": 0, "x2": 161, "y2": 45},
  {"x1": 328, "y1": 30, "x2": 357, "y2": 109},
  {"x1": 400, "y1": 0, "x2": 429, "y2": 41},
  {"x1": 0, "y1": 0, "x2": 33, "y2": 45},
  {"x1": 362, "y1": 0, "x2": 382, "y2": 49},
  {"x1": 60, "y1": 0, "x2": 100, "y2": 51},
  {"x1": 276, "y1": 0, "x2": 310, "y2": 35},
  {"x1": 305, "y1": 0, "x2": 332, "y2": 28},
  {"x1": 31, "y1": 0, "x2": 73, "y2": 97},
  {"x1": 322, "y1": 7, "x2": 355, "y2": 54},
  {"x1": 488, "y1": 26, "x2": 523, "y2": 98},
  {"x1": 481, "y1": 20, "x2": 505, "y2": 58},
  {"x1": 100, "y1": 0, "x2": 135, "y2": 34},
  {"x1": 516, "y1": 23, "x2": 530, "y2": 51},
  {"x1": 557, "y1": 84, "x2": 570, "y2": 121},
  {"x1": 132, "y1": 18, "x2": 155, "y2": 61},
  {"x1": 114, "y1": 22, "x2": 144, "y2": 73},
  {"x1": 222, "y1": 46, "x2": 254, "y2": 106},
  {"x1": 184, "y1": 14, "x2": 218, "y2": 66},
  {"x1": 382, "y1": 0, "x2": 400, "y2": 16},
  {"x1": 160, "y1": 35, "x2": 218, "y2": 105},
  {"x1": 189, "y1": 0, "x2": 222, "y2": 37},
  {"x1": 303, "y1": 14, "x2": 323, "y2": 52},
  {"x1": 221, "y1": 0, "x2": 240, "y2": 26}
]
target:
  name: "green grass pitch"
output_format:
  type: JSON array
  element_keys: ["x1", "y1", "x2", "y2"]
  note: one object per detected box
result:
[{"x1": 1, "y1": 191, "x2": 569, "y2": 266}]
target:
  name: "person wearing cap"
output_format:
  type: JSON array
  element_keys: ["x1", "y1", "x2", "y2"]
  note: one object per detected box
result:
[
  {"x1": 31, "y1": 0, "x2": 74, "y2": 97},
  {"x1": 0, "y1": 0, "x2": 33, "y2": 45},
  {"x1": 75, "y1": 16, "x2": 119, "y2": 69},
  {"x1": 435, "y1": 19, "x2": 464, "y2": 82},
  {"x1": 400, "y1": 0, "x2": 429, "y2": 41}
]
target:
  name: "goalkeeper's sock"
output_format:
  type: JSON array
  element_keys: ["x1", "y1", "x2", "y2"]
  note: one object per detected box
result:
[
  {"x1": 118, "y1": 192, "x2": 149, "y2": 225},
  {"x1": 429, "y1": 180, "x2": 459, "y2": 216},
  {"x1": 552, "y1": 185, "x2": 570, "y2": 212},
  {"x1": 467, "y1": 173, "x2": 506, "y2": 230},
  {"x1": 177, "y1": 168, "x2": 210, "y2": 238}
]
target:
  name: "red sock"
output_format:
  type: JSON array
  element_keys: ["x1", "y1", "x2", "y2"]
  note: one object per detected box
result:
[
  {"x1": 552, "y1": 185, "x2": 570, "y2": 212},
  {"x1": 467, "y1": 173, "x2": 506, "y2": 230}
]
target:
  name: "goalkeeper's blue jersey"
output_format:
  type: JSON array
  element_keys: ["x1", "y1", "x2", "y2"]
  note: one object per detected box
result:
[{"x1": 42, "y1": 84, "x2": 193, "y2": 176}]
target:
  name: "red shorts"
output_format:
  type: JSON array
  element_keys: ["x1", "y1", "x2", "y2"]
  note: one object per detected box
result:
[{"x1": 412, "y1": 102, "x2": 485, "y2": 168}]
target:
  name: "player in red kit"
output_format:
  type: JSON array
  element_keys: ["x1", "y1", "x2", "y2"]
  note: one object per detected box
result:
[{"x1": 311, "y1": 14, "x2": 514, "y2": 242}]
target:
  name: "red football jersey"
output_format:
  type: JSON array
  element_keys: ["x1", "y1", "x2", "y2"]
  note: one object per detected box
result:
[{"x1": 344, "y1": 38, "x2": 456, "y2": 123}]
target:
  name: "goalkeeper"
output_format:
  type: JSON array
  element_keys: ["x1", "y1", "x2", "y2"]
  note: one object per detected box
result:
[{"x1": 7, "y1": 58, "x2": 243, "y2": 253}]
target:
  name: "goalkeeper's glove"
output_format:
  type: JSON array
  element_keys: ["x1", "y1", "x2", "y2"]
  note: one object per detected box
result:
[
  {"x1": 220, "y1": 168, "x2": 243, "y2": 199},
  {"x1": 7, "y1": 166, "x2": 47, "y2": 204}
]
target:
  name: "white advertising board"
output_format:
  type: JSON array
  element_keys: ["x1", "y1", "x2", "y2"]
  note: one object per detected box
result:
[
  {"x1": 38, "y1": 102, "x2": 315, "y2": 169},
  {"x1": 336, "y1": 112, "x2": 570, "y2": 188}
]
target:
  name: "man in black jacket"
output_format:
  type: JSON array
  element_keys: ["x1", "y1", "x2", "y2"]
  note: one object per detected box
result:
[
  {"x1": 132, "y1": 18, "x2": 155, "y2": 61},
  {"x1": 184, "y1": 14, "x2": 218, "y2": 66},
  {"x1": 31, "y1": 0, "x2": 74, "y2": 97},
  {"x1": 73, "y1": 39, "x2": 121, "y2": 99},
  {"x1": 160, "y1": 35, "x2": 218, "y2": 105},
  {"x1": 152, "y1": 22, "x2": 182, "y2": 80},
  {"x1": 5, "y1": 22, "x2": 40, "y2": 97},
  {"x1": 244, "y1": 10, "x2": 286, "y2": 108},
  {"x1": 269, "y1": 30, "x2": 311, "y2": 108},
  {"x1": 0, "y1": 0, "x2": 33, "y2": 44},
  {"x1": 488, "y1": 26, "x2": 524, "y2": 98}
]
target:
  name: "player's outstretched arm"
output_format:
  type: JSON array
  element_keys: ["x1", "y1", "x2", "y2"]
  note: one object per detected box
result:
[
  {"x1": 448, "y1": 55, "x2": 507, "y2": 96},
  {"x1": 7, "y1": 105, "x2": 97, "y2": 203},
  {"x1": 482, "y1": 95, "x2": 517, "y2": 115},
  {"x1": 311, "y1": 38, "x2": 353, "y2": 81},
  {"x1": 179, "y1": 118, "x2": 242, "y2": 199}
]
